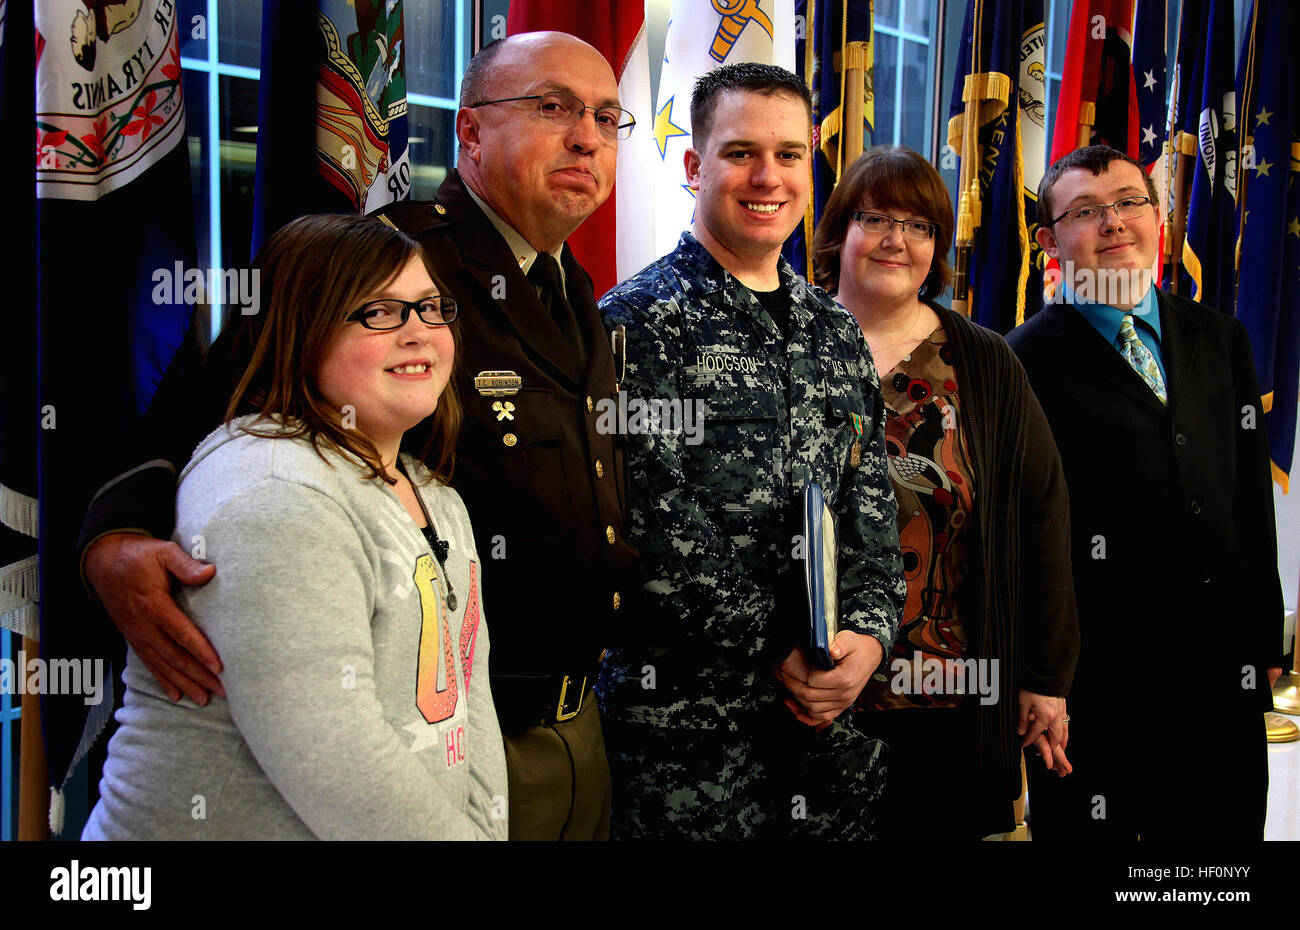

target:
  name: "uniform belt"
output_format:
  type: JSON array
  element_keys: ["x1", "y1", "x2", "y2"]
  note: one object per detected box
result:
[{"x1": 490, "y1": 667, "x2": 601, "y2": 732}]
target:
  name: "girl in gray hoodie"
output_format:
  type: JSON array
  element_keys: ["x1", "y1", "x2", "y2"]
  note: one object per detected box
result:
[{"x1": 85, "y1": 214, "x2": 507, "y2": 840}]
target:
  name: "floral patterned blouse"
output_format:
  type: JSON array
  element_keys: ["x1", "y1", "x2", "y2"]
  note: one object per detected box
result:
[{"x1": 861, "y1": 324, "x2": 976, "y2": 711}]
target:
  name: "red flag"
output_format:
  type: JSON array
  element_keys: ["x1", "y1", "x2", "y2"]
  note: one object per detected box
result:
[
  {"x1": 507, "y1": 2, "x2": 648, "y2": 298},
  {"x1": 1046, "y1": 0, "x2": 1170, "y2": 295},
  {"x1": 1049, "y1": 0, "x2": 1139, "y2": 163}
]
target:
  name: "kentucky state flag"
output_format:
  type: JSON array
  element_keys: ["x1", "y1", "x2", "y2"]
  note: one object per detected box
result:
[
  {"x1": 1234, "y1": 0, "x2": 1300, "y2": 490},
  {"x1": 948, "y1": 0, "x2": 1047, "y2": 332},
  {"x1": 252, "y1": 0, "x2": 409, "y2": 255},
  {"x1": 34, "y1": 0, "x2": 196, "y2": 805}
]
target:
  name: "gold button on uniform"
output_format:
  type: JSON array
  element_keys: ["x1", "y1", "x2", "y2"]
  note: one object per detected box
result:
[
  {"x1": 503, "y1": 433, "x2": 517, "y2": 447},
  {"x1": 586, "y1": 396, "x2": 594, "y2": 413},
  {"x1": 612, "y1": 592, "x2": 621, "y2": 610},
  {"x1": 434, "y1": 203, "x2": 447, "y2": 215},
  {"x1": 605, "y1": 525, "x2": 615, "y2": 544},
  {"x1": 594, "y1": 460, "x2": 604, "y2": 478}
]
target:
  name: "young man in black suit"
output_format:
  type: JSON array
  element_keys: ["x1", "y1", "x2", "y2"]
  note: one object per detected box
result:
[{"x1": 1006, "y1": 145, "x2": 1284, "y2": 840}]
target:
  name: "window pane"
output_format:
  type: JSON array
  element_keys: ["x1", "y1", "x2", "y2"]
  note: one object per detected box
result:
[
  {"x1": 408, "y1": 104, "x2": 458, "y2": 201},
  {"x1": 219, "y1": 75, "x2": 259, "y2": 268},
  {"x1": 406, "y1": 0, "x2": 461, "y2": 100},
  {"x1": 874, "y1": 32, "x2": 898, "y2": 144},
  {"x1": 903, "y1": 0, "x2": 930, "y2": 37},
  {"x1": 177, "y1": 0, "x2": 209, "y2": 59},
  {"x1": 218, "y1": 0, "x2": 262, "y2": 69},
  {"x1": 1047, "y1": 76, "x2": 1062, "y2": 168},
  {"x1": 900, "y1": 39, "x2": 929, "y2": 154},
  {"x1": 183, "y1": 68, "x2": 212, "y2": 271},
  {"x1": 1051, "y1": 0, "x2": 1070, "y2": 74},
  {"x1": 876, "y1": 0, "x2": 900, "y2": 28}
]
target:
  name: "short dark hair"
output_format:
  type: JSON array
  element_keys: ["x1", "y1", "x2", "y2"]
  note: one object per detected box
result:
[
  {"x1": 1038, "y1": 144, "x2": 1159, "y2": 226},
  {"x1": 459, "y1": 38, "x2": 510, "y2": 108},
  {"x1": 811, "y1": 146, "x2": 954, "y2": 300},
  {"x1": 690, "y1": 62, "x2": 812, "y2": 153}
]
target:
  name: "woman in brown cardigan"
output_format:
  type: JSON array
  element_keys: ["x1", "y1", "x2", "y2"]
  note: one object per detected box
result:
[{"x1": 812, "y1": 147, "x2": 1079, "y2": 840}]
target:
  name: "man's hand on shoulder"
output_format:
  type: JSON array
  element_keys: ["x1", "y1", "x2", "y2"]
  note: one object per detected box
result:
[
  {"x1": 775, "y1": 630, "x2": 884, "y2": 730},
  {"x1": 84, "y1": 533, "x2": 224, "y2": 705}
]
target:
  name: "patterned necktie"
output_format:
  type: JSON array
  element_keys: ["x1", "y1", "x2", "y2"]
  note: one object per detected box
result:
[
  {"x1": 1118, "y1": 313, "x2": 1167, "y2": 405},
  {"x1": 528, "y1": 253, "x2": 587, "y2": 369}
]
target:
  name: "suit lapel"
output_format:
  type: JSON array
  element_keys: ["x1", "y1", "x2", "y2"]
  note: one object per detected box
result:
[
  {"x1": 434, "y1": 174, "x2": 582, "y2": 386},
  {"x1": 1045, "y1": 302, "x2": 1168, "y2": 413},
  {"x1": 1153, "y1": 289, "x2": 1200, "y2": 413}
]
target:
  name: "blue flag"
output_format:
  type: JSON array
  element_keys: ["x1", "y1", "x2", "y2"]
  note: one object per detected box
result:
[
  {"x1": 785, "y1": 0, "x2": 874, "y2": 281},
  {"x1": 1234, "y1": 0, "x2": 1300, "y2": 489},
  {"x1": 34, "y1": 0, "x2": 196, "y2": 797},
  {"x1": 1132, "y1": 0, "x2": 1167, "y2": 169},
  {"x1": 1171, "y1": 0, "x2": 1237, "y2": 310},
  {"x1": 252, "y1": 0, "x2": 410, "y2": 257},
  {"x1": 948, "y1": 0, "x2": 1047, "y2": 333}
]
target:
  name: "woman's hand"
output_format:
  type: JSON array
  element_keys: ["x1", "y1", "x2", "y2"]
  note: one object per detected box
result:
[{"x1": 1018, "y1": 689, "x2": 1072, "y2": 776}]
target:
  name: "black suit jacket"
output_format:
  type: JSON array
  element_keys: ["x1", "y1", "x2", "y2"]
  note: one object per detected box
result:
[
  {"x1": 373, "y1": 173, "x2": 637, "y2": 674},
  {"x1": 1007, "y1": 289, "x2": 1283, "y2": 718}
]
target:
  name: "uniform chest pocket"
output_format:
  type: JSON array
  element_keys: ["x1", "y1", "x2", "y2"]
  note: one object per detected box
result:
[
  {"x1": 484, "y1": 387, "x2": 563, "y2": 451},
  {"x1": 680, "y1": 371, "x2": 782, "y2": 513},
  {"x1": 686, "y1": 372, "x2": 781, "y2": 420},
  {"x1": 823, "y1": 372, "x2": 867, "y2": 426}
]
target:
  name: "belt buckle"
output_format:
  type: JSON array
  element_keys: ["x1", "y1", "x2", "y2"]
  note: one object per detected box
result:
[{"x1": 555, "y1": 674, "x2": 587, "y2": 722}]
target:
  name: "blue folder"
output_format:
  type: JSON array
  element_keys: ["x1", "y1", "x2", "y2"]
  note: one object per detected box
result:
[{"x1": 803, "y1": 483, "x2": 839, "y2": 670}]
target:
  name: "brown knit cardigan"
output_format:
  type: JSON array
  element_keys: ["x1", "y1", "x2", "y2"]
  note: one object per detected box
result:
[{"x1": 933, "y1": 304, "x2": 1080, "y2": 836}]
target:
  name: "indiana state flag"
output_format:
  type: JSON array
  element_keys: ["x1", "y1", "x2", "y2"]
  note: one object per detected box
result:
[
  {"x1": 640, "y1": 0, "x2": 796, "y2": 266},
  {"x1": 1170, "y1": 0, "x2": 1237, "y2": 311},
  {"x1": 1234, "y1": 0, "x2": 1300, "y2": 490},
  {"x1": 948, "y1": 0, "x2": 1047, "y2": 332}
]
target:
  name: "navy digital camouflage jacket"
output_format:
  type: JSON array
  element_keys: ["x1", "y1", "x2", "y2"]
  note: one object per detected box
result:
[{"x1": 596, "y1": 232, "x2": 905, "y2": 839}]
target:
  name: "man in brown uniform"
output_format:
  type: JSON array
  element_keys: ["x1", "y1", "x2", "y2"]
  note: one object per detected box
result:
[{"x1": 79, "y1": 32, "x2": 637, "y2": 840}]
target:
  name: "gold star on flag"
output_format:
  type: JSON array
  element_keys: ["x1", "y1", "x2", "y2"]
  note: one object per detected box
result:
[
  {"x1": 1257, "y1": 106, "x2": 1273, "y2": 127},
  {"x1": 1256, "y1": 158, "x2": 1273, "y2": 178},
  {"x1": 653, "y1": 96, "x2": 689, "y2": 160},
  {"x1": 1288, "y1": 217, "x2": 1300, "y2": 238}
]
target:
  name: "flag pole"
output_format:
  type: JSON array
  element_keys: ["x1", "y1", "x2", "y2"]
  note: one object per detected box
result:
[
  {"x1": 952, "y1": 77, "x2": 980, "y2": 317},
  {"x1": 1232, "y1": 3, "x2": 1260, "y2": 308},
  {"x1": 18, "y1": 636, "x2": 49, "y2": 840},
  {"x1": 802, "y1": 0, "x2": 817, "y2": 276}
]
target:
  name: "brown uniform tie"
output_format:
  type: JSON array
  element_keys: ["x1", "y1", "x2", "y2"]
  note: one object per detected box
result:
[{"x1": 528, "y1": 252, "x2": 587, "y2": 370}]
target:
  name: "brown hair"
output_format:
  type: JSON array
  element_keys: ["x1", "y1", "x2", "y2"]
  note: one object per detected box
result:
[
  {"x1": 812, "y1": 146, "x2": 954, "y2": 300},
  {"x1": 225, "y1": 213, "x2": 460, "y2": 485},
  {"x1": 1038, "y1": 144, "x2": 1158, "y2": 227}
]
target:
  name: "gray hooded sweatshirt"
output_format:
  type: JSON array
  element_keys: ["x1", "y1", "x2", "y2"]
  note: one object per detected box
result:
[{"x1": 84, "y1": 417, "x2": 508, "y2": 840}]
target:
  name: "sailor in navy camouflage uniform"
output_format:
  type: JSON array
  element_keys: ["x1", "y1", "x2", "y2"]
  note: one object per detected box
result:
[{"x1": 597, "y1": 64, "x2": 905, "y2": 840}]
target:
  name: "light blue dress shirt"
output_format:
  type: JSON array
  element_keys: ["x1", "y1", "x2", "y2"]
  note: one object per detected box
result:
[{"x1": 1061, "y1": 281, "x2": 1166, "y2": 385}]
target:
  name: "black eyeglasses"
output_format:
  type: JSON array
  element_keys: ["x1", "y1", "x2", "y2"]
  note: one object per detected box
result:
[
  {"x1": 345, "y1": 297, "x2": 458, "y2": 330},
  {"x1": 468, "y1": 91, "x2": 636, "y2": 141},
  {"x1": 1050, "y1": 196, "x2": 1154, "y2": 227},
  {"x1": 851, "y1": 211, "x2": 937, "y2": 241}
]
